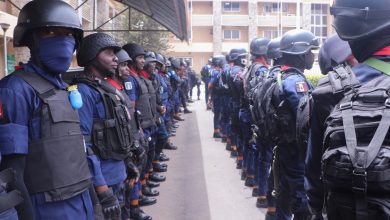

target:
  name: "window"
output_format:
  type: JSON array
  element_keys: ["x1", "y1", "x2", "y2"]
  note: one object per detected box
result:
[
  {"x1": 223, "y1": 2, "x2": 240, "y2": 12},
  {"x1": 223, "y1": 29, "x2": 240, "y2": 40},
  {"x1": 264, "y1": 3, "x2": 287, "y2": 13},
  {"x1": 310, "y1": 4, "x2": 328, "y2": 43},
  {"x1": 264, "y1": 30, "x2": 279, "y2": 39}
]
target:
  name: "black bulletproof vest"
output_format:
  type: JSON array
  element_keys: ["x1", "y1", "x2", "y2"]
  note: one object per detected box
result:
[
  {"x1": 74, "y1": 77, "x2": 134, "y2": 160},
  {"x1": 145, "y1": 75, "x2": 158, "y2": 122},
  {"x1": 131, "y1": 74, "x2": 156, "y2": 129},
  {"x1": 15, "y1": 71, "x2": 91, "y2": 202}
]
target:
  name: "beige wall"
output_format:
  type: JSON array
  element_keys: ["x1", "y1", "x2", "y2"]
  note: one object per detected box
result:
[
  {"x1": 222, "y1": 2, "x2": 248, "y2": 15},
  {"x1": 222, "y1": 26, "x2": 248, "y2": 42},
  {"x1": 193, "y1": 2, "x2": 213, "y2": 15},
  {"x1": 192, "y1": 27, "x2": 213, "y2": 43}
]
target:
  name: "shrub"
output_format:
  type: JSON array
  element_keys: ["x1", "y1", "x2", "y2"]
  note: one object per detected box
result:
[{"x1": 305, "y1": 73, "x2": 324, "y2": 88}]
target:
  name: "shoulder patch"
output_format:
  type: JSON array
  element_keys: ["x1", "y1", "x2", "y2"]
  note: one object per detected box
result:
[
  {"x1": 124, "y1": 82, "x2": 133, "y2": 90},
  {"x1": 296, "y1": 81, "x2": 308, "y2": 93}
]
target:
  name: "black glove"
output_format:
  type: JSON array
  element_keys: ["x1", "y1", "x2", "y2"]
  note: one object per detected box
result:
[
  {"x1": 126, "y1": 161, "x2": 139, "y2": 180},
  {"x1": 97, "y1": 188, "x2": 121, "y2": 220}
]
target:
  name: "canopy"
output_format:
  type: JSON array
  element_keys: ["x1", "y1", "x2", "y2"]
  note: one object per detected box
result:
[{"x1": 116, "y1": 0, "x2": 189, "y2": 41}]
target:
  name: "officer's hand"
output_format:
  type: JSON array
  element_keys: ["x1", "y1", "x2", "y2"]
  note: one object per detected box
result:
[
  {"x1": 97, "y1": 188, "x2": 121, "y2": 219},
  {"x1": 126, "y1": 161, "x2": 140, "y2": 181}
]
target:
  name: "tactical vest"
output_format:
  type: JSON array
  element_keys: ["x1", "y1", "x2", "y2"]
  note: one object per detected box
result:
[
  {"x1": 15, "y1": 71, "x2": 91, "y2": 202},
  {"x1": 73, "y1": 77, "x2": 133, "y2": 160},
  {"x1": 148, "y1": 74, "x2": 160, "y2": 121},
  {"x1": 131, "y1": 74, "x2": 156, "y2": 129}
]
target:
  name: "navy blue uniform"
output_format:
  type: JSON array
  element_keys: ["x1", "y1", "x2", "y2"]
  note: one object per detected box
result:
[
  {"x1": 0, "y1": 62, "x2": 93, "y2": 220},
  {"x1": 77, "y1": 79, "x2": 127, "y2": 207},
  {"x1": 209, "y1": 68, "x2": 223, "y2": 130},
  {"x1": 201, "y1": 64, "x2": 212, "y2": 105},
  {"x1": 276, "y1": 67, "x2": 312, "y2": 220}
]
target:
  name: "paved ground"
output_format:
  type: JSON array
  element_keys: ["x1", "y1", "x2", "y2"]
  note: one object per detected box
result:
[{"x1": 143, "y1": 90, "x2": 266, "y2": 220}]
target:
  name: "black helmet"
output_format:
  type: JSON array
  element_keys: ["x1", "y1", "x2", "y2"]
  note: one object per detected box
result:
[
  {"x1": 122, "y1": 43, "x2": 146, "y2": 60},
  {"x1": 229, "y1": 48, "x2": 247, "y2": 61},
  {"x1": 280, "y1": 29, "x2": 319, "y2": 55},
  {"x1": 211, "y1": 55, "x2": 226, "y2": 68},
  {"x1": 250, "y1": 38, "x2": 270, "y2": 56},
  {"x1": 14, "y1": 0, "x2": 83, "y2": 48},
  {"x1": 267, "y1": 37, "x2": 282, "y2": 60},
  {"x1": 145, "y1": 51, "x2": 157, "y2": 66},
  {"x1": 116, "y1": 49, "x2": 132, "y2": 64},
  {"x1": 77, "y1": 33, "x2": 121, "y2": 67},
  {"x1": 156, "y1": 54, "x2": 165, "y2": 66},
  {"x1": 225, "y1": 54, "x2": 232, "y2": 62},
  {"x1": 331, "y1": 0, "x2": 390, "y2": 41},
  {"x1": 318, "y1": 34, "x2": 352, "y2": 74},
  {"x1": 171, "y1": 58, "x2": 181, "y2": 69}
]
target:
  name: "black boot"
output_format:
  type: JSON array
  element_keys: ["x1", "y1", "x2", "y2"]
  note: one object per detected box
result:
[
  {"x1": 158, "y1": 153, "x2": 170, "y2": 162},
  {"x1": 130, "y1": 206, "x2": 153, "y2": 220},
  {"x1": 142, "y1": 186, "x2": 159, "y2": 197},
  {"x1": 252, "y1": 188, "x2": 258, "y2": 197},
  {"x1": 139, "y1": 195, "x2": 157, "y2": 206},
  {"x1": 147, "y1": 180, "x2": 160, "y2": 188},
  {"x1": 256, "y1": 197, "x2": 267, "y2": 208},
  {"x1": 149, "y1": 172, "x2": 166, "y2": 182},
  {"x1": 164, "y1": 142, "x2": 178, "y2": 150},
  {"x1": 152, "y1": 163, "x2": 167, "y2": 172}
]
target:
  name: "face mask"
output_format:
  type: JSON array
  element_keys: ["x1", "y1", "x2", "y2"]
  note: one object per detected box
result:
[
  {"x1": 304, "y1": 52, "x2": 315, "y2": 70},
  {"x1": 38, "y1": 36, "x2": 75, "y2": 75}
]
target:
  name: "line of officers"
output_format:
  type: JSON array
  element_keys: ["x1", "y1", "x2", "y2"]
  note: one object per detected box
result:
[
  {"x1": 0, "y1": 0, "x2": 195, "y2": 220},
  {"x1": 201, "y1": 0, "x2": 390, "y2": 219}
]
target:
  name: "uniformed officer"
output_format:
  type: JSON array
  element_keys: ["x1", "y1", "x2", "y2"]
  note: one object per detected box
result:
[
  {"x1": 74, "y1": 32, "x2": 133, "y2": 220},
  {"x1": 306, "y1": 1, "x2": 390, "y2": 219},
  {"x1": 245, "y1": 37, "x2": 273, "y2": 209},
  {"x1": 274, "y1": 29, "x2": 318, "y2": 220},
  {"x1": 0, "y1": 1, "x2": 93, "y2": 219},
  {"x1": 122, "y1": 43, "x2": 165, "y2": 204},
  {"x1": 169, "y1": 59, "x2": 186, "y2": 120},
  {"x1": 114, "y1": 49, "x2": 152, "y2": 220},
  {"x1": 201, "y1": 59, "x2": 213, "y2": 109},
  {"x1": 226, "y1": 49, "x2": 247, "y2": 167},
  {"x1": 208, "y1": 55, "x2": 227, "y2": 138}
]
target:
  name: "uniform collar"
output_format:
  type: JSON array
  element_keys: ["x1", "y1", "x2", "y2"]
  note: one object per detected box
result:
[
  {"x1": 105, "y1": 77, "x2": 123, "y2": 90},
  {"x1": 373, "y1": 46, "x2": 390, "y2": 56},
  {"x1": 255, "y1": 57, "x2": 269, "y2": 67}
]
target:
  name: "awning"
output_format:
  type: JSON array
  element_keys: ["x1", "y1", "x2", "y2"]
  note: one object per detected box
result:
[{"x1": 116, "y1": 0, "x2": 189, "y2": 41}]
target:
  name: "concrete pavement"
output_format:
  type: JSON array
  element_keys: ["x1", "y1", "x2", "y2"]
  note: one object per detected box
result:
[{"x1": 143, "y1": 94, "x2": 266, "y2": 220}]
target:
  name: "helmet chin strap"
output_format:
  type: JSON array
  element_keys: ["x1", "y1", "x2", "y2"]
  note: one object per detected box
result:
[{"x1": 91, "y1": 59, "x2": 115, "y2": 78}]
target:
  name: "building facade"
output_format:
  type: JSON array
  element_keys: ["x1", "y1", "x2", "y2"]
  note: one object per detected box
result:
[{"x1": 167, "y1": 0, "x2": 333, "y2": 72}]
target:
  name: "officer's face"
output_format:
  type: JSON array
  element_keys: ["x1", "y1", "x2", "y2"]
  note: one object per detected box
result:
[
  {"x1": 97, "y1": 48, "x2": 118, "y2": 73},
  {"x1": 305, "y1": 51, "x2": 315, "y2": 70},
  {"x1": 145, "y1": 62, "x2": 156, "y2": 74},
  {"x1": 118, "y1": 61, "x2": 129, "y2": 80},
  {"x1": 135, "y1": 55, "x2": 145, "y2": 70}
]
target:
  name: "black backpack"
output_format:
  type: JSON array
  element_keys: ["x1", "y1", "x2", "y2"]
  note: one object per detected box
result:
[{"x1": 321, "y1": 59, "x2": 390, "y2": 219}]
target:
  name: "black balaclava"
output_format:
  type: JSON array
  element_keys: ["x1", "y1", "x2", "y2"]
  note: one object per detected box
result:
[
  {"x1": 282, "y1": 53, "x2": 306, "y2": 71},
  {"x1": 349, "y1": 35, "x2": 390, "y2": 62}
]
